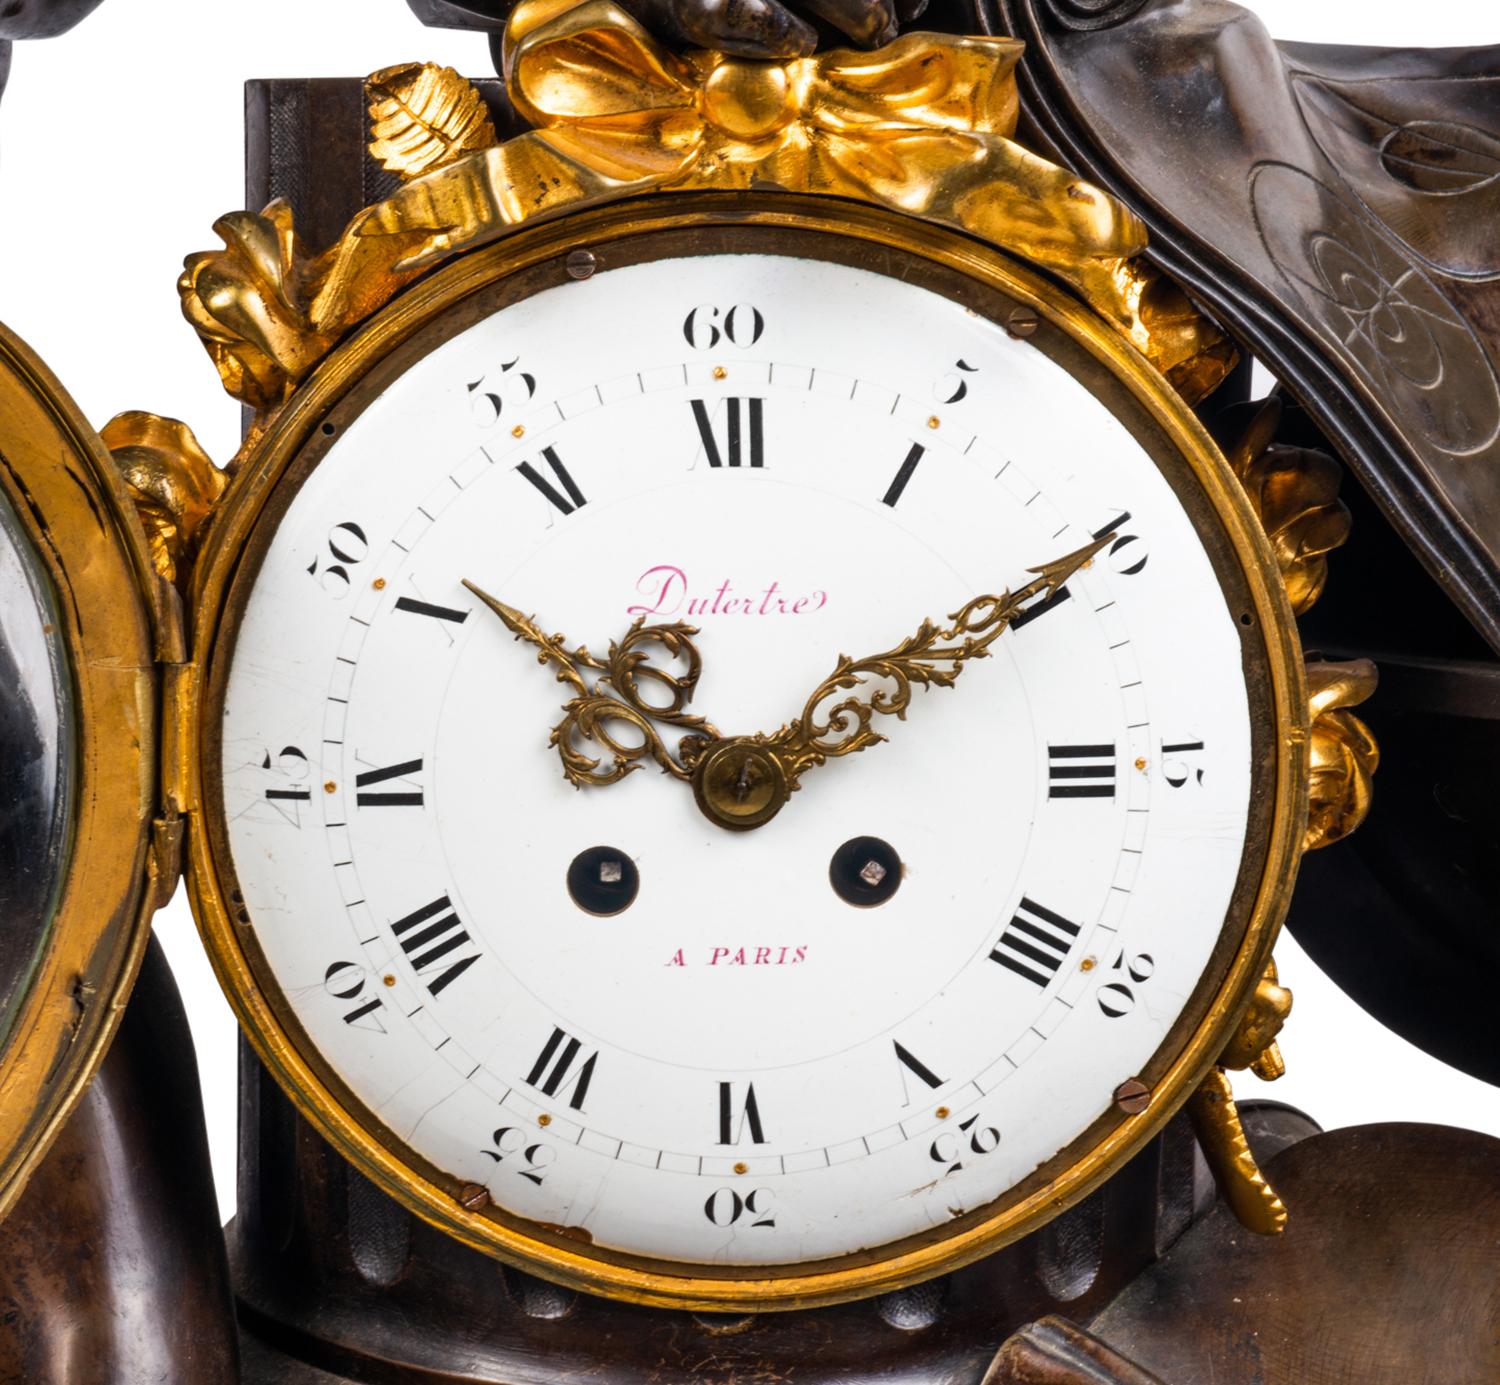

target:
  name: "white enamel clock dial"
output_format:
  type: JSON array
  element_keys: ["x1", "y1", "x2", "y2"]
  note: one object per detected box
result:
[{"x1": 214, "y1": 237, "x2": 1273, "y2": 1285}]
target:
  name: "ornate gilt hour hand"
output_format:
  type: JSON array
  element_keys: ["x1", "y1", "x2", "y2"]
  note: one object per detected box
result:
[
  {"x1": 689, "y1": 533, "x2": 1115, "y2": 831},
  {"x1": 461, "y1": 579, "x2": 719, "y2": 787}
]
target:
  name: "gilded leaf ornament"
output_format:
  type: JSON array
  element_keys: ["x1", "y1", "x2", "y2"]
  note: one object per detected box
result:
[
  {"x1": 179, "y1": 1, "x2": 1232, "y2": 414},
  {"x1": 100, "y1": 411, "x2": 225, "y2": 587},
  {"x1": 1219, "y1": 959, "x2": 1291, "y2": 1081},
  {"x1": 1304, "y1": 658, "x2": 1379, "y2": 851},
  {"x1": 1227, "y1": 397, "x2": 1352, "y2": 615},
  {"x1": 368, "y1": 62, "x2": 500, "y2": 181},
  {"x1": 179, "y1": 202, "x2": 331, "y2": 414}
]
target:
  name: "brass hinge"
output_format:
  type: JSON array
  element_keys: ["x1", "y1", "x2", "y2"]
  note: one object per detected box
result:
[
  {"x1": 146, "y1": 814, "x2": 185, "y2": 911},
  {"x1": 146, "y1": 570, "x2": 197, "y2": 910},
  {"x1": 160, "y1": 659, "x2": 200, "y2": 819},
  {"x1": 150, "y1": 571, "x2": 188, "y2": 666}
]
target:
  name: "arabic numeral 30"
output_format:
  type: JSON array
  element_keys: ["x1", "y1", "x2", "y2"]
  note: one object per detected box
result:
[{"x1": 703, "y1": 1187, "x2": 775, "y2": 1228}]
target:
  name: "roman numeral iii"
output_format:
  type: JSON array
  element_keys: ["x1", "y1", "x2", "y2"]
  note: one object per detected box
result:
[
  {"x1": 991, "y1": 897, "x2": 1081, "y2": 988},
  {"x1": 390, "y1": 895, "x2": 480, "y2": 997},
  {"x1": 691, "y1": 397, "x2": 764, "y2": 468},
  {"x1": 1048, "y1": 743, "x2": 1116, "y2": 799}
]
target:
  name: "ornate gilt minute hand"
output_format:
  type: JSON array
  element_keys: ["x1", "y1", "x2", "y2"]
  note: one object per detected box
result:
[
  {"x1": 689, "y1": 533, "x2": 1114, "y2": 830},
  {"x1": 461, "y1": 579, "x2": 719, "y2": 787},
  {"x1": 465, "y1": 532, "x2": 1110, "y2": 828}
]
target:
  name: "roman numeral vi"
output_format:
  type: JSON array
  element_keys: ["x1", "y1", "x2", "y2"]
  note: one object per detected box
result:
[{"x1": 718, "y1": 1082, "x2": 767, "y2": 1145}]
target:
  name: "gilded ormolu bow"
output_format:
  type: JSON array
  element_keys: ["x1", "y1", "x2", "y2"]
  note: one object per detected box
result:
[
  {"x1": 180, "y1": 0, "x2": 1233, "y2": 418},
  {"x1": 359, "y1": 0, "x2": 1157, "y2": 336}
]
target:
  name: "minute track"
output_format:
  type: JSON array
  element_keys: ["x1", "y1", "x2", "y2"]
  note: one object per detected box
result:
[{"x1": 310, "y1": 381, "x2": 1140, "y2": 1128}]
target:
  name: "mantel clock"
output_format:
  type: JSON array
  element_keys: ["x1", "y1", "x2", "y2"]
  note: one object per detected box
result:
[{"x1": 4, "y1": 0, "x2": 1445, "y2": 1379}]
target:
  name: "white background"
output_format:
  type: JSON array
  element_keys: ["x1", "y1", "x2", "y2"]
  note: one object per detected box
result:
[{"x1": 2, "y1": 0, "x2": 1496, "y2": 1223}]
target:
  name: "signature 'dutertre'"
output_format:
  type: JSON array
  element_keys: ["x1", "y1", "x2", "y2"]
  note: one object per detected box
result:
[{"x1": 629, "y1": 565, "x2": 828, "y2": 620}]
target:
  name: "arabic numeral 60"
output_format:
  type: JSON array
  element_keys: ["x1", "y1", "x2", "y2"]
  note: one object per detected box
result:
[{"x1": 683, "y1": 304, "x2": 765, "y2": 351}]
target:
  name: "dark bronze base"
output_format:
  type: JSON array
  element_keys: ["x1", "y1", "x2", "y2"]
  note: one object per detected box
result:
[
  {"x1": 5, "y1": 954, "x2": 1497, "y2": 1385},
  {"x1": 234, "y1": 1109, "x2": 1500, "y2": 1385},
  {"x1": 0, "y1": 937, "x2": 239, "y2": 1384},
  {"x1": 229, "y1": 1047, "x2": 1217, "y2": 1385},
  {"x1": 1089, "y1": 1122, "x2": 1500, "y2": 1383}
]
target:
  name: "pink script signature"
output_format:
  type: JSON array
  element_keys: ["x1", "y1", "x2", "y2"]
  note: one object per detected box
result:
[{"x1": 628, "y1": 565, "x2": 829, "y2": 619}]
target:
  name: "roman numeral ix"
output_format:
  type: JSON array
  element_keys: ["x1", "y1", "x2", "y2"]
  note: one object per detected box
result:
[{"x1": 991, "y1": 897, "x2": 1081, "y2": 989}]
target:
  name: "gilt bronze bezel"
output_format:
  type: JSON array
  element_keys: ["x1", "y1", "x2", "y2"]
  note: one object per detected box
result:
[
  {"x1": 0, "y1": 323, "x2": 160, "y2": 1221},
  {"x1": 185, "y1": 192, "x2": 1309, "y2": 1311}
]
